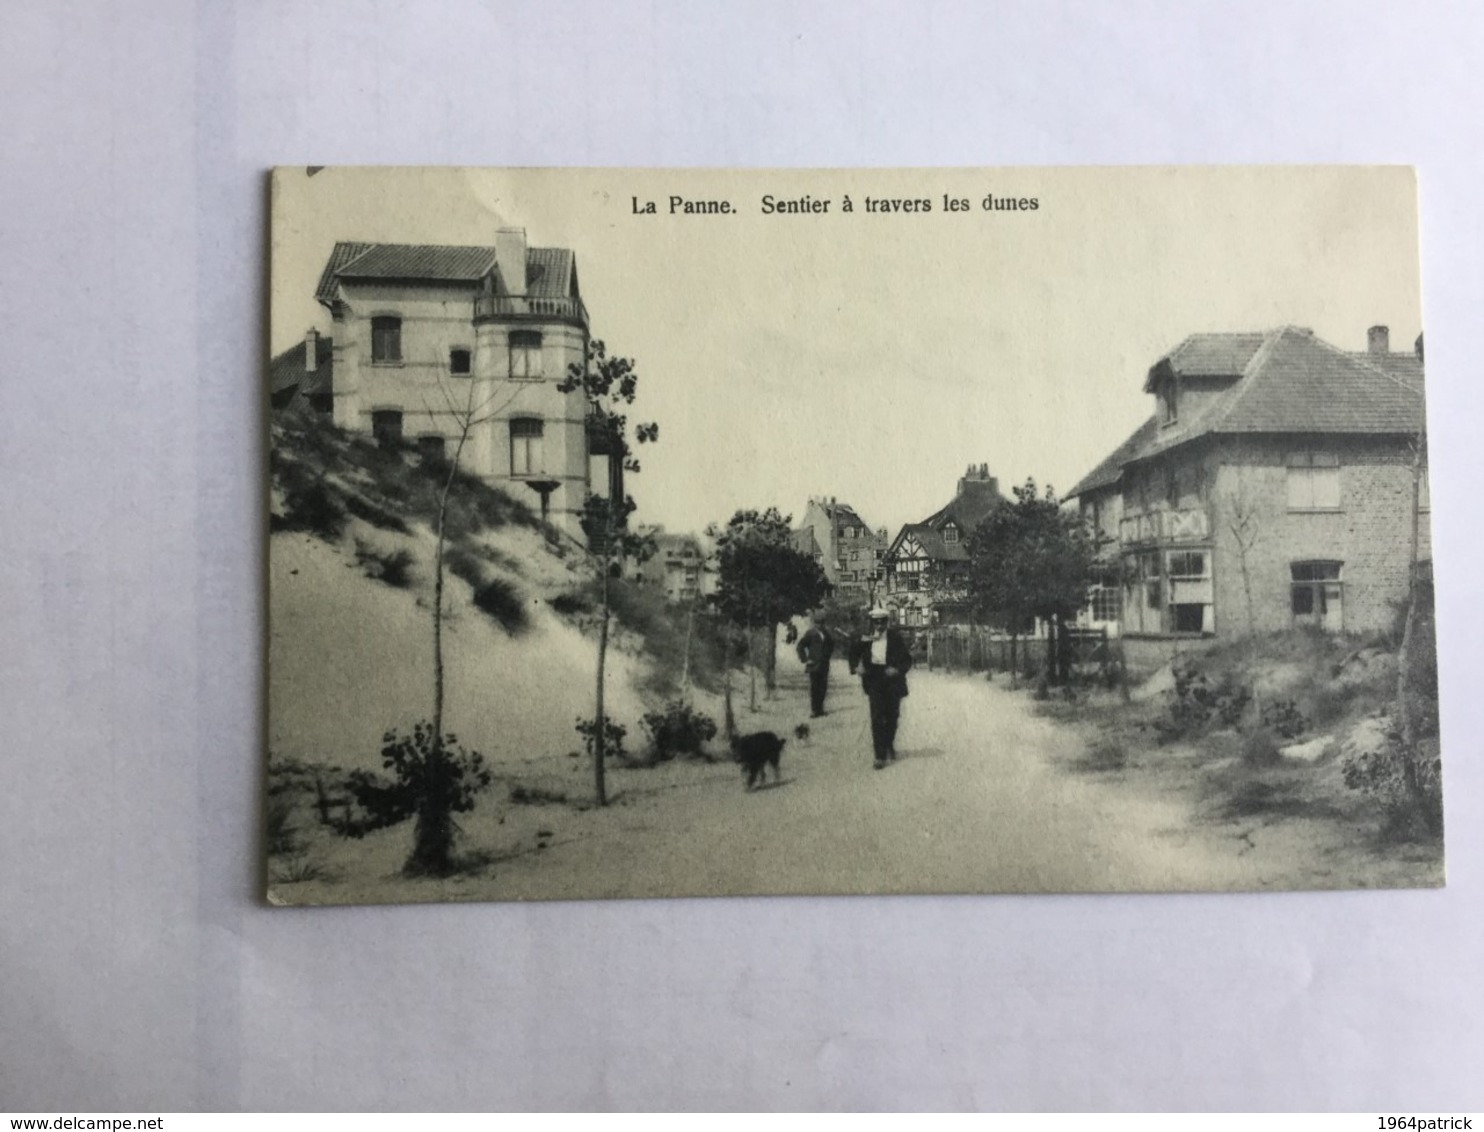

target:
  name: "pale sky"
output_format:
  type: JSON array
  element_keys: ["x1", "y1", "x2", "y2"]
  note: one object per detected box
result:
[{"x1": 271, "y1": 166, "x2": 1423, "y2": 537}]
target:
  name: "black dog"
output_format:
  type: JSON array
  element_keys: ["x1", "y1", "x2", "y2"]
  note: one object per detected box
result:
[{"x1": 732, "y1": 730, "x2": 786, "y2": 791}]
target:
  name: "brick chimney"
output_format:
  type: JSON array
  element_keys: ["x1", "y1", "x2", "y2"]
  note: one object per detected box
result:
[
  {"x1": 495, "y1": 227, "x2": 528, "y2": 297},
  {"x1": 957, "y1": 463, "x2": 997, "y2": 497},
  {"x1": 304, "y1": 328, "x2": 319, "y2": 372},
  {"x1": 1368, "y1": 325, "x2": 1390, "y2": 355}
]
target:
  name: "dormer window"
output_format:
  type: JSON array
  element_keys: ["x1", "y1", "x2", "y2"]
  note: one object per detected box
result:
[
  {"x1": 1158, "y1": 378, "x2": 1178, "y2": 425},
  {"x1": 943, "y1": 523, "x2": 959, "y2": 544},
  {"x1": 371, "y1": 316, "x2": 402, "y2": 364},
  {"x1": 449, "y1": 348, "x2": 472, "y2": 375}
]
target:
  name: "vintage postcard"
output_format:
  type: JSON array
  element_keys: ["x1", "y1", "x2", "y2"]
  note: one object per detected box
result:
[{"x1": 267, "y1": 166, "x2": 1442, "y2": 905}]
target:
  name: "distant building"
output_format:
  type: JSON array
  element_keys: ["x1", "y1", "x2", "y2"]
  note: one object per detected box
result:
[
  {"x1": 883, "y1": 465, "x2": 1005, "y2": 627},
  {"x1": 274, "y1": 228, "x2": 623, "y2": 543},
  {"x1": 637, "y1": 530, "x2": 715, "y2": 604},
  {"x1": 795, "y1": 497, "x2": 888, "y2": 605},
  {"x1": 1068, "y1": 325, "x2": 1428, "y2": 641}
]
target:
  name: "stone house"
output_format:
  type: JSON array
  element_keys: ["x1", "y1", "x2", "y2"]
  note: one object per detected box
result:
[
  {"x1": 883, "y1": 465, "x2": 1005, "y2": 627},
  {"x1": 272, "y1": 228, "x2": 622, "y2": 542},
  {"x1": 795, "y1": 497, "x2": 888, "y2": 606},
  {"x1": 1068, "y1": 325, "x2": 1428, "y2": 647}
]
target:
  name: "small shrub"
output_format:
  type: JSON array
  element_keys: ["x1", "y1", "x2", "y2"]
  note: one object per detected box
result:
[
  {"x1": 443, "y1": 545, "x2": 485, "y2": 588},
  {"x1": 355, "y1": 541, "x2": 416, "y2": 588},
  {"x1": 1260, "y1": 699, "x2": 1307, "y2": 740},
  {"x1": 278, "y1": 480, "x2": 347, "y2": 540},
  {"x1": 1341, "y1": 727, "x2": 1443, "y2": 839},
  {"x1": 472, "y1": 576, "x2": 529, "y2": 635},
  {"x1": 344, "y1": 492, "x2": 411, "y2": 534},
  {"x1": 335, "y1": 723, "x2": 493, "y2": 841},
  {"x1": 575, "y1": 716, "x2": 628, "y2": 764},
  {"x1": 549, "y1": 589, "x2": 595, "y2": 617},
  {"x1": 1156, "y1": 659, "x2": 1252, "y2": 740},
  {"x1": 265, "y1": 793, "x2": 301, "y2": 857},
  {"x1": 641, "y1": 700, "x2": 719, "y2": 762}
]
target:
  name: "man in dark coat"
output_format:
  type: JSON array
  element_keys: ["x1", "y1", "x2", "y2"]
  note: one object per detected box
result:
[
  {"x1": 849, "y1": 607, "x2": 914, "y2": 769},
  {"x1": 796, "y1": 612, "x2": 836, "y2": 718}
]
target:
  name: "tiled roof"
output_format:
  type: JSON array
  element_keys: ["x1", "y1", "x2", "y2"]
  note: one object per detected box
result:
[
  {"x1": 316, "y1": 241, "x2": 577, "y2": 305},
  {"x1": 269, "y1": 334, "x2": 333, "y2": 407},
  {"x1": 892, "y1": 479, "x2": 1005, "y2": 562},
  {"x1": 1347, "y1": 351, "x2": 1424, "y2": 390},
  {"x1": 1149, "y1": 332, "x2": 1268, "y2": 385},
  {"x1": 314, "y1": 242, "x2": 376, "y2": 305},
  {"x1": 1067, "y1": 416, "x2": 1159, "y2": 498},
  {"x1": 525, "y1": 247, "x2": 574, "y2": 298},
  {"x1": 1178, "y1": 327, "x2": 1423, "y2": 439},
  {"x1": 334, "y1": 244, "x2": 499, "y2": 286},
  {"x1": 1073, "y1": 326, "x2": 1428, "y2": 494}
]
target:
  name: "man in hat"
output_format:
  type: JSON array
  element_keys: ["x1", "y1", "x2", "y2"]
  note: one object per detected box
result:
[
  {"x1": 849, "y1": 607, "x2": 914, "y2": 769},
  {"x1": 796, "y1": 610, "x2": 836, "y2": 718}
]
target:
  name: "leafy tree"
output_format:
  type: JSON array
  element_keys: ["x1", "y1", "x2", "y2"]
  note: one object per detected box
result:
[
  {"x1": 965, "y1": 479, "x2": 1096, "y2": 687},
  {"x1": 709, "y1": 508, "x2": 831, "y2": 720},
  {"x1": 558, "y1": 340, "x2": 658, "y2": 806}
]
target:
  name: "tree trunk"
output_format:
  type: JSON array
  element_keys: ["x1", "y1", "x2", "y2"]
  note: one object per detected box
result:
[
  {"x1": 747, "y1": 622, "x2": 758, "y2": 711},
  {"x1": 408, "y1": 429, "x2": 467, "y2": 876},
  {"x1": 1009, "y1": 631, "x2": 1019, "y2": 690},
  {"x1": 764, "y1": 622, "x2": 777, "y2": 695},
  {"x1": 722, "y1": 624, "x2": 737, "y2": 741},
  {"x1": 679, "y1": 599, "x2": 695, "y2": 701},
  {"x1": 1397, "y1": 433, "x2": 1435, "y2": 832},
  {"x1": 594, "y1": 555, "x2": 610, "y2": 807}
]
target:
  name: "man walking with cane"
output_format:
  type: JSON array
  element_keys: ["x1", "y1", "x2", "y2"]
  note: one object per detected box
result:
[{"x1": 796, "y1": 610, "x2": 835, "y2": 718}]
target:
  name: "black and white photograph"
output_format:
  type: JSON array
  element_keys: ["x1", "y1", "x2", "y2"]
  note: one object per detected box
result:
[{"x1": 267, "y1": 165, "x2": 1442, "y2": 905}]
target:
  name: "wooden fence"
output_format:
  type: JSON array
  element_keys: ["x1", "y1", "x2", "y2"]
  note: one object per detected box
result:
[{"x1": 906, "y1": 624, "x2": 1118, "y2": 683}]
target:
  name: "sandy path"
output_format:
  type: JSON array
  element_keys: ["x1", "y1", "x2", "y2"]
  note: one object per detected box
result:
[{"x1": 405, "y1": 658, "x2": 1258, "y2": 903}]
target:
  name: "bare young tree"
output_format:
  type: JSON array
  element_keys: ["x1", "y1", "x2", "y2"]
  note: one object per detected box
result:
[
  {"x1": 558, "y1": 340, "x2": 658, "y2": 807},
  {"x1": 407, "y1": 376, "x2": 519, "y2": 876},
  {"x1": 1223, "y1": 469, "x2": 1262, "y2": 639}
]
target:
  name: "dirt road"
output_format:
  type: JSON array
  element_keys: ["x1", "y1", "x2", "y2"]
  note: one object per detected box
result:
[{"x1": 439, "y1": 658, "x2": 1262, "y2": 903}]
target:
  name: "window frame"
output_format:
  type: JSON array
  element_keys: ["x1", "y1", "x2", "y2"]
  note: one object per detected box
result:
[
  {"x1": 1290, "y1": 560, "x2": 1344, "y2": 627},
  {"x1": 370, "y1": 408, "x2": 404, "y2": 448},
  {"x1": 448, "y1": 347, "x2": 472, "y2": 376},
  {"x1": 509, "y1": 416, "x2": 545, "y2": 476},
  {"x1": 370, "y1": 316, "x2": 403, "y2": 365},
  {"x1": 509, "y1": 330, "x2": 544, "y2": 380},
  {"x1": 1285, "y1": 451, "x2": 1342, "y2": 512}
]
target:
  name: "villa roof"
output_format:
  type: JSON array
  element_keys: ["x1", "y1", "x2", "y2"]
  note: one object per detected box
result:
[
  {"x1": 315, "y1": 241, "x2": 577, "y2": 305},
  {"x1": 1070, "y1": 326, "x2": 1427, "y2": 498}
]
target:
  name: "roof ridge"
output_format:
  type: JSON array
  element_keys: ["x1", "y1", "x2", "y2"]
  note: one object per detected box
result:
[{"x1": 1203, "y1": 325, "x2": 1286, "y2": 432}]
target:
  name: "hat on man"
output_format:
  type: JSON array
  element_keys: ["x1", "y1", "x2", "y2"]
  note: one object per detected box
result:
[{"x1": 868, "y1": 606, "x2": 889, "y2": 620}]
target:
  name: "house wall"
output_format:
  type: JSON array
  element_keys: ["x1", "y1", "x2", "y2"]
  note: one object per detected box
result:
[
  {"x1": 331, "y1": 280, "x2": 592, "y2": 538},
  {"x1": 1209, "y1": 435, "x2": 1430, "y2": 637}
]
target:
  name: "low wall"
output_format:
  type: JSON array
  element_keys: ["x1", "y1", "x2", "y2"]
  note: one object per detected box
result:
[{"x1": 1118, "y1": 634, "x2": 1217, "y2": 678}]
